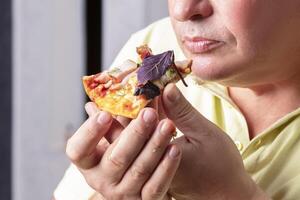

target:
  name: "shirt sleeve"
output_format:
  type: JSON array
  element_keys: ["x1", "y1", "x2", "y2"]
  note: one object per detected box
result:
[{"x1": 53, "y1": 164, "x2": 95, "y2": 200}]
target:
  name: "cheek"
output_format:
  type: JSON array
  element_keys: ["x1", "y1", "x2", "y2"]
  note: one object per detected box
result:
[
  {"x1": 222, "y1": 2, "x2": 254, "y2": 31},
  {"x1": 221, "y1": 1, "x2": 282, "y2": 52},
  {"x1": 220, "y1": 2, "x2": 260, "y2": 52},
  {"x1": 167, "y1": 0, "x2": 173, "y2": 16}
]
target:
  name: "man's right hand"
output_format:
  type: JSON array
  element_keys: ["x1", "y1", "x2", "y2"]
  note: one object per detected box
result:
[{"x1": 65, "y1": 102, "x2": 181, "y2": 200}]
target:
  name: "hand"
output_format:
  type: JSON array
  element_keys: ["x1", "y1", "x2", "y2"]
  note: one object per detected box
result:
[
  {"x1": 66, "y1": 103, "x2": 182, "y2": 200},
  {"x1": 161, "y1": 84, "x2": 269, "y2": 200}
]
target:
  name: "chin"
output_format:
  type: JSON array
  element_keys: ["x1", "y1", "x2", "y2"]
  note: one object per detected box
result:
[{"x1": 190, "y1": 56, "x2": 236, "y2": 82}]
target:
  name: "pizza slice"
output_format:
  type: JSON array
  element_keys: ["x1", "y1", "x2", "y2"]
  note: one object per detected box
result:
[{"x1": 82, "y1": 45, "x2": 192, "y2": 119}]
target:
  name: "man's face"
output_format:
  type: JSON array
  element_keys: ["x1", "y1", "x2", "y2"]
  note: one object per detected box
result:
[{"x1": 168, "y1": 0, "x2": 300, "y2": 86}]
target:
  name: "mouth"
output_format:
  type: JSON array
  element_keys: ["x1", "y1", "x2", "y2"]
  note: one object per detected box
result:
[{"x1": 182, "y1": 37, "x2": 225, "y2": 54}]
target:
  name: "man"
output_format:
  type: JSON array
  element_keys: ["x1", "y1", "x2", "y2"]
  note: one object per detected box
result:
[{"x1": 54, "y1": 0, "x2": 300, "y2": 199}]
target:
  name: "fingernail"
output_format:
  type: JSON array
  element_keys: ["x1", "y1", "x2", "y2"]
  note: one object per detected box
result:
[
  {"x1": 85, "y1": 102, "x2": 99, "y2": 116},
  {"x1": 142, "y1": 109, "x2": 156, "y2": 123},
  {"x1": 166, "y1": 84, "x2": 180, "y2": 102},
  {"x1": 97, "y1": 111, "x2": 112, "y2": 125},
  {"x1": 168, "y1": 145, "x2": 180, "y2": 158},
  {"x1": 85, "y1": 103, "x2": 94, "y2": 114},
  {"x1": 160, "y1": 121, "x2": 174, "y2": 136}
]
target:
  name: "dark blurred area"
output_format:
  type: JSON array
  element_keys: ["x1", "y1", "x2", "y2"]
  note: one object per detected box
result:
[
  {"x1": 0, "y1": 0, "x2": 12, "y2": 199},
  {"x1": 1, "y1": 0, "x2": 167, "y2": 199},
  {"x1": 86, "y1": 0, "x2": 101, "y2": 76}
]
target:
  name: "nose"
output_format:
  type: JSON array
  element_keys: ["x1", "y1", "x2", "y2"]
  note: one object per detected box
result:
[{"x1": 170, "y1": 0, "x2": 213, "y2": 22}]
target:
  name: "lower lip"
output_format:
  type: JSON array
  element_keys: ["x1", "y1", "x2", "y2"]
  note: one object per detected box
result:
[{"x1": 183, "y1": 40, "x2": 224, "y2": 54}]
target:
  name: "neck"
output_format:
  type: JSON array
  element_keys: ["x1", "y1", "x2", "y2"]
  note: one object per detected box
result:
[{"x1": 228, "y1": 78, "x2": 300, "y2": 139}]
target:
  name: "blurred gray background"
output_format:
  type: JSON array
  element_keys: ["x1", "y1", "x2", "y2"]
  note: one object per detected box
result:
[
  {"x1": 102, "y1": 0, "x2": 169, "y2": 68},
  {"x1": 9, "y1": 0, "x2": 168, "y2": 200}
]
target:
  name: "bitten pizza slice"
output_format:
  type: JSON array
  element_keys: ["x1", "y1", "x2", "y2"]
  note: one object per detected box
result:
[{"x1": 82, "y1": 45, "x2": 192, "y2": 119}]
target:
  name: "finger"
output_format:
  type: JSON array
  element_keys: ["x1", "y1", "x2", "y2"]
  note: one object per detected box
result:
[
  {"x1": 100, "y1": 108, "x2": 158, "y2": 184},
  {"x1": 85, "y1": 102, "x2": 124, "y2": 143},
  {"x1": 147, "y1": 97, "x2": 158, "y2": 110},
  {"x1": 157, "y1": 96, "x2": 167, "y2": 120},
  {"x1": 116, "y1": 115, "x2": 131, "y2": 127},
  {"x1": 98, "y1": 138, "x2": 110, "y2": 149},
  {"x1": 119, "y1": 119, "x2": 175, "y2": 193},
  {"x1": 66, "y1": 111, "x2": 113, "y2": 169},
  {"x1": 142, "y1": 145, "x2": 181, "y2": 200},
  {"x1": 85, "y1": 102, "x2": 99, "y2": 117},
  {"x1": 162, "y1": 84, "x2": 214, "y2": 139},
  {"x1": 148, "y1": 97, "x2": 167, "y2": 120},
  {"x1": 105, "y1": 119, "x2": 123, "y2": 143}
]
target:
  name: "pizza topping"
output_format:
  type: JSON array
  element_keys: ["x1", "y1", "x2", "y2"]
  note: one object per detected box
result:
[
  {"x1": 152, "y1": 68, "x2": 177, "y2": 89},
  {"x1": 137, "y1": 50, "x2": 174, "y2": 85},
  {"x1": 95, "y1": 72, "x2": 111, "y2": 84},
  {"x1": 89, "y1": 81, "x2": 100, "y2": 90},
  {"x1": 173, "y1": 60, "x2": 192, "y2": 87},
  {"x1": 83, "y1": 74, "x2": 101, "y2": 90},
  {"x1": 107, "y1": 68, "x2": 122, "y2": 77},
  {"x1": 124, "y1": 102, "x2": 133, "y2": 111},
  {"x1": 137, "y1": 45, "x2": 153, "y2": 60},
  {"x1": 115, "y1": 89, "x2": 126, "y2": 97},
  {"x1": 110, "y1": 83, "x2": 122, "y2": 91},
  {"x1": 104, "y1": 80, "x2": 113, "y2": 89},
  {"x1": 175, "y1": 60, "x2": 192, "y2": 73},
  {"x1": 95, "y1": 85, "x2": 107, "y2": 97},
  {"x1": 134, "y1": 81, "x2": 161, "y2": 100},
  {"x1": 165, "y1": 67, "x2": 177, "y2": 78},
  {"x1": 171, "y1": 64, "x2": 188, "y2": 87},
  {"x1": 108, "y1": 60, "x2": 138, "y2": 81}
]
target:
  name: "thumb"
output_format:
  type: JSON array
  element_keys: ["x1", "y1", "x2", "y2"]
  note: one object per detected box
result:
[{"x1": 162, "y1": 83, "x2": 214, "y2": 139}]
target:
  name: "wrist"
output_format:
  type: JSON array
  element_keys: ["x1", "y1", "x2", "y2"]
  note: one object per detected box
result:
[
  {"x1": 242, "y1": 175, "x2": 270, "y2": 200},
  {"x1": 225, "y1": 174, "x2": 270, "y2": 200},
  {"x1": 249, "y1": 184, "x2": 270, "y2": 200}
]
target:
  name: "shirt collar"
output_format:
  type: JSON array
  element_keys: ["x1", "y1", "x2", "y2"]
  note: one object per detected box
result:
[{"x1": 190, "y1": 75, "x2": 241, "y2": 111}]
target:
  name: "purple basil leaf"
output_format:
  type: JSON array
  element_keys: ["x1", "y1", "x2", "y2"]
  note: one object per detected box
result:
[{"x1": 137, "y1": 50, "x2": 174, "y2": 84}]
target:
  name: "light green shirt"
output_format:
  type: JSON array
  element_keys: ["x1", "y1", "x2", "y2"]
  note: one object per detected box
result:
[{"x1": 54, "y1": 18, "x2": 300, "y2": 200}]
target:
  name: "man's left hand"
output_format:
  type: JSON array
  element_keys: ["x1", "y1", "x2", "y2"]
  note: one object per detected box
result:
[{"x1": 162, "y1": 84, "x2": 269, "y2": 200}]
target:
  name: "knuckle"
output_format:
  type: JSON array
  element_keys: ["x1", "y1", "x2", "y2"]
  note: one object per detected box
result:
[
  {"x1": 130, "y1": 164, "x2": 152, "y2": 180},
  {"x1": 85, "y1": 125, "x2": 99, "y2": 139},
  {"x1": 143, "y1": 184, "x2": 165, "y2": 199},
  {"x1": 86, "y1": 177, "x2": 119, "y2": 199},
  {"x1": 85, "y1": 176, "x2": 105, "y2": 192},
  {"x1": 150, "y1": 139, "x2": 163, "y2": 151},
  {"x1": 108, "y1": 155, "x2": 126, "y2": 169},
  {"x1": 112, "y1": 190, "x2": 126, "y2": 200},
  {"x1": 66, "y1": 142, "x2": 83, "y2": 162},
  {"x1": 176, "y1": 102, "x2": 194, "y2": 123},
  {"x1": 158, "y1": 157, "x2": 174, "y2": 175},
  {"x1": 163, "y1": 154, "x2": 178, "y2": 170},
  {"x1": 131, "y1": 123, "x2": 150, "y2": 139},
  {"x1": 108, "y1": 187, "x2": 136, "y2": 200}
]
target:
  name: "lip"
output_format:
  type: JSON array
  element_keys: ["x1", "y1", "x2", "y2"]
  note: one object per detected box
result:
[{"x1": 183, "y1": 37, "x2": 224, "y2": 54}]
